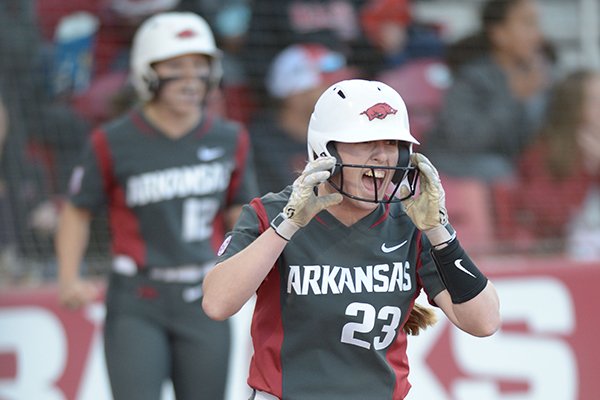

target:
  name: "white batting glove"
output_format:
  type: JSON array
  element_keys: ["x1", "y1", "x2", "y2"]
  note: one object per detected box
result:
[
  {"x1": 271, "y1": 157, "x2": 343, "y2": 240},
  {"x1": 399, "y1": 153, "x2": 449, "y2": 236}
]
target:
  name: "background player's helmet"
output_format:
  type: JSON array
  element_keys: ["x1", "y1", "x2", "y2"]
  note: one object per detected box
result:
[
  {"x1": 307, "y1": 79, "x2": 420, "y2": 202},
  {"x1": 130, "y1": 12, "x2": 222, "y2": 101}
]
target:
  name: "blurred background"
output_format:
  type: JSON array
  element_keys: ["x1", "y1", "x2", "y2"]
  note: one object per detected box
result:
[{"x1": 0, "y1": 0, "x2": 599, "y2": 399}]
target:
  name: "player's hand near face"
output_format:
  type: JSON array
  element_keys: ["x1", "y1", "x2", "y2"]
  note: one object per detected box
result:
[
  {"x1": 203, "y1": 157, "x2": 342, "y2": 320},
  {"x1": 400, "y1": 153, "x2": 452, "y2": 246},
  {"x1": 271, "y1": 157, "x2": 343, "y2": 240},
  {"x1": 400, "y1": 153, "x2": 447, "y2": 230}
]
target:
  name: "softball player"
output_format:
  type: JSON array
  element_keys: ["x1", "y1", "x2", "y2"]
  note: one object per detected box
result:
[
  {"x1": 56, "y1": 12, "x2": 259, "y2": 400},
  {"x1": 203, "y1": 79, "x2": 500, "y2": 400}
]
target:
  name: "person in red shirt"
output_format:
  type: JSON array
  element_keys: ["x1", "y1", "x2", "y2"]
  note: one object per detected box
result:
[{"x1": 512, "y1": 69, "x2": 600, "y2": 253}]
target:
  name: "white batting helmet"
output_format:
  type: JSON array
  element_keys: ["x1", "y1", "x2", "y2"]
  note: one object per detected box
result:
[
  {"x1": 130, "y1": 11, "x2": 222, "y2": 101},
  {"x1": 307, "y1": 79, "x2": 420, "y2": 202}
]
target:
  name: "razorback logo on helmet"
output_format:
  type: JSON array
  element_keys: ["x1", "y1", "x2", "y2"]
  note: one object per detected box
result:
[
  {"x1": 360, "y1": 103, "x2": 398, "y2": 121},
  {"x1": 177, "y1": 29, "x2": 197, "y2": 38}
]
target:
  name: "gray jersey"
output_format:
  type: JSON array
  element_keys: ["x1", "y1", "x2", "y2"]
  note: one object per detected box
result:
[
  {"x1": 70, "y1": 108, "x2": 259, "y2": 268},
  {"x1": 217, "y1": 187, "x2": 446, "y2": 400}
]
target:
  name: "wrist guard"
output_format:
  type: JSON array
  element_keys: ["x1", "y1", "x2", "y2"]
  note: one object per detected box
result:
[
  {"x1": 270, "y1": 212, "x2": 299, "y2": 241},
  {"x1": 430, "y1": 238, "x2": 488, "y2": 304}
]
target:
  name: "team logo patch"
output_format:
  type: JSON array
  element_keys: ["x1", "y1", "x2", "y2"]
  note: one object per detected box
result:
[
  {"x1": 177, "y1": 29, "x2": 197, "y2": 38},
  {"x1": 217, "y1": 235, "x2": 232, "y2": 256},
  {"x1": 360, "y1": 103, "x2": 397, "y2": 121}
]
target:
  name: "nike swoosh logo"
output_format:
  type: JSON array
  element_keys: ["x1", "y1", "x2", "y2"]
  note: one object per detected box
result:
[
  {"x1": 381, "y1": 240, "x2": 408, "y2": 253},
  {"x1": 454, "y1": 259, "x2": 476, "y2": 278},
  {"x1": 197, "y1": 147, "x2": 225, "y2": 161}
]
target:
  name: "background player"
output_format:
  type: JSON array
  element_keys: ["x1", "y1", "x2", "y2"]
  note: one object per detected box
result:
[
  {"x1": 55, "y1": 12, "x2": 259, "y2": 400},
  {"x1": 202, "y1": 79, "x2": 500, "y2": 400}
]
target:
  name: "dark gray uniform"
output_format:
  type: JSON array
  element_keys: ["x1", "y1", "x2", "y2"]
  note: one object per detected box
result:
[
  {"x1": 69, "y1": 108, "x2": 259, "y2": 400},
  {"x1": 217, "y1": 187, "x2": 446, "y2": 400}
]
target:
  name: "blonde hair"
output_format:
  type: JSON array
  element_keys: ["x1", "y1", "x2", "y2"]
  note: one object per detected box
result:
[
  {"x1": 541, "y1": 69, "x2": 595, "y2": 179},
  {"x1": 403, "y1": 303, "x2": 438, "y2": 335}
]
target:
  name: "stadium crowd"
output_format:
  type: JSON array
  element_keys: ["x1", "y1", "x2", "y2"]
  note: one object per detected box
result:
[{"x1": 0, "y1": 0, "x2": 598, "y2": 284}]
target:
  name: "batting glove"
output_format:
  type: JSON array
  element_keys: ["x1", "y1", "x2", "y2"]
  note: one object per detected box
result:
[
  {"x1": 271, "y1": 157, "x2": 343, "y2": 240},
  {"x1": 400, "y1": 153, "x2": 448, "y2": 233}
]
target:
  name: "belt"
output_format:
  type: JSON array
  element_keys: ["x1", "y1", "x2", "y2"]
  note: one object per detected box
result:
[
  {"x1": 251, "y1": 390, "x2": 280, "y2": 400},
  {"x1": 112, "y1": 255, "x2": 214, "y2": 283}
]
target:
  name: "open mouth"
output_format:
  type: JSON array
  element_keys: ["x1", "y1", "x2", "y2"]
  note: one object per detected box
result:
[
  {"x1": 362, "y1": 168, "x2": 386, "y2": 194},
  {"x1": 333, "y1": 162, "x2": 413, "y2": 203}
]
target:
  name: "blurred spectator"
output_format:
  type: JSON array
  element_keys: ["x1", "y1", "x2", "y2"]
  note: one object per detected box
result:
[
  {"x1": 0, "y1": 0, "x2": 88, "y2": 264},
  {"x1": 0, "y1": 89, "x2": 58, "y2": 281},
  {"x1": 37, "y1": 0, "x2": 182, "y2": 128},
  {"x1": 422, "y1": 0, "x2": 554, "y2": 182},
  {"x1": 239, "y1": 0, "x2": 378, "y2": 109},
  {"x1": 179, "y1": 0, "x2": 257, "y2": 125},
  {"x1": 1, "y1": 0, "x2": 90, "y2": 196},
  {"x1": 250, "y1": 43, "x2": 358, "y2": 194},
  {"x1": 38, "y1": 0, "x2": 181, "y2": 79},
  {"x1": 359, "y1": 0, "x2": 445, "y2": 76},
  {"x1": 507, "y1": 69, "x2": 600, "y2": 258},
  {"x1": 210, "y1": 1, "x2": 256, "y2": 125},
  {"x1": 0, "y1": 93, "x2": 18, "y2": 280},
  {"x1": 40, "y1": 0, "x2": 254, "y2": 128},
  {"x1": 360, "y1": 0, "x2": 448, "y2": 142}
]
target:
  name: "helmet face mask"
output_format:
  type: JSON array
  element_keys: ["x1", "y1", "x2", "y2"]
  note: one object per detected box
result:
[
  {"x1": 146, "y1": 54, "x2": 212, "y2": 99},
  {"x1": 327, "y1": 141, "x2": 419, "y2": 203},
  {"x1": 130, "y1": 12, "x2": 222, "y2": 101},
  {"x1": 331, "y1": 161, "x2": 419, "y2": 203},
  {"x1": 308, "y1": 79, "x2": 420, "y2": 203}
]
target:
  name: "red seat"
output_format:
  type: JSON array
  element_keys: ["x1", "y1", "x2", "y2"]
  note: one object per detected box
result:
[
  {"x1": 490, "y1": 178, "x2": 539, "y2": 252},
  {"x1": 440, "y1": 175, "x2": 495, "y2": 254},
  {"x1": 377, "y1": 58, "x2": 450, "y2": 143},
  {"x1": 71, "y1": 70, "x2": 129, "y2": 126}
]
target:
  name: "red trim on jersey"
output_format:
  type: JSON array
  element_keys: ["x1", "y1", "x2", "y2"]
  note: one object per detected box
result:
[
  {"x1": 389, "y1": 229, "x2": 423, "y2": 399},
  {"x1": 194, "y1": 115, "x2": 214, "y2": 138},
  {"x1": 314, "y1": 214, "x2": 327, "y2": 226},
  {"x1": 388, "y1": 297, "x2": 416, "y2": 399},
  {"x1": 129, "y1": 109, "x2": 157, "y2": 137},
  {"x1": 415, "y1": 230, "x2": 423, "y2": 272},
  {"x1": 370, "y1": 203, "x2": 390, "y2": 228},
  {"x1": 414, "y1": 230, "x2": 426, "y2": 293},
  {"x1": 249, "y1": 198, "x2": 270, "y2": 233},
  {"x1": 227, "y1": 127, "x2": 251, "y2": 205},
  {"x1": 211, "y1": 210, "x2": 226, "y2": 253},
  {"x1": 91, "y1": 130, "x2": 146, "y2": 267},
  {"x1": 247, "y1": 198, "x2": 284, "y2": 397}
]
